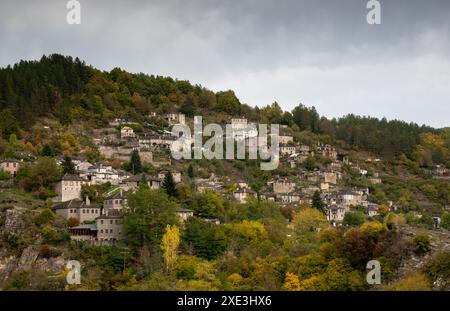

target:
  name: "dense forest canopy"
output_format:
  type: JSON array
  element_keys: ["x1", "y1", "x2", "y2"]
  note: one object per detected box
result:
[{"x1": 0, "y1": 54, "x2": 445, "y2": 161}]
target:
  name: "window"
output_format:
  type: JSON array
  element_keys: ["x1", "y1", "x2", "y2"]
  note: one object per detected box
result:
[
  {"x1": 82, "y1": 209, "x2": 85, "y2": 213},
  {"x1": 100, "y1": 229, "x2": 103, "y2": 233},
  {"x1": 91, "y1": 209, "x2": 94, "y2": 213},
  {"x1": 86, "y1": 209, "x2": 89, "y2": 213},
  {"x1": 110, "y1": 229, "x2": 113, "y2": 233},
  {"x1": 100, "y1": 220, "x2": 104, "y2": 224},
  {"x1": 115, "y1": 220, "x2": 119, "y2": 224},
  {"x1": 110, "y1": 220, "x2": 113, "y2": 224}
]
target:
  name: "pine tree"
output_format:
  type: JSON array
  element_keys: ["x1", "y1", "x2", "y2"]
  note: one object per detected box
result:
[
  {"x1": 187, "y1": 164, "x2": 194, "y2": 179},
  {"x1": 128, "y1": 150, "x2": 142, "y2": 174},
  {"x1": 162, "y1": 171, "x2": 178, "y2": 197},
  {"x1": 41, "y1": 144, "x2": 54, "y2": 157},
  {"x1": 312, "y1": 191, "x2": 324, "y2": 212},
  {"x1": 62, "y1": 156, "x2": 76, "y2": 174}
]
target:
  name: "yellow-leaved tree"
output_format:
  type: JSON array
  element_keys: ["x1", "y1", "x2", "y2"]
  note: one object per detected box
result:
[
  {"x1": 282, "y1": 272, "x2": 301, "y2": 291},
  {"x1": 161, "y1": 224, "x2": 180, "y2": 273}
]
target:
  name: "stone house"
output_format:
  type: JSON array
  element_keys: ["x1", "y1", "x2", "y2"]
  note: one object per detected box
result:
[
  {"x1": 316, "y1": 143, "x2": 337, "y2": 160},
  {"x1": 54, "y1": 197, "x2": 101, "y2": 223},
  {"x1": 276, "y1": 192, "x2": 301, "y2": 204},
  {"x1": 272, "y1": 180, "x2": 296, "y2": 194},
  {"x1": 326, "y1": 204, "x2": 346, "y2": 223},
  {"x1": 120, "y1": 126, "x2": 135, "y2": 139},
  {"x1": 121, "y1": 173, "x2": 161, "y2": 191},
  {"x1": 338, "y1": 191, "x2": 363, "y2": 207},
  {"x1": 74, "y1": 160, "x2": 93, "y2": 172},
  {"x1": 196, "y1": 180, "x2": 223, "y2": 193},
  {"x1": 176, "y1": 208, "x2": 194, "y2": 222},
  {"x1": 103, "y1": 190, "x2": 128, "y2": 213},
  {"x1": 279, "y1": 135, "x2": 294, "y2": 144},
  {"x1": 280, "y1": 144, "x2": 296, "y2": 156},
  {"x1": 231, "y1": 118, "x2": 248, "y2": 130},
  {"x1": 139, "y1": 135, "x2": 176, "y2": 149},
  {"x1": 0, "y1": 159, "x2": 21, "y2": 177},
  {"x1": 158, "y1": 171, "x2": 182, "y2": 183},
  {"x1": 55, "y1": 174, "x2": 88, "y2": 202},
  {"x1": 260, "y1": 193, "x2": 276, "y2": 201},
  {"x1": 80, "y1": 164, "x2": 121, "y2": 185},
  {"x1": 367, "y1": 203, "x2": 380, "y2": 217},
  {"x1": 96, "y1": 210, "x2": 123, "y2": 242},
  {"x1": 164, "y1": 113, "x2": 186, "y2": 125},
  {"x1": 233, "y1": 188, "x2": 256, "y2": 203}
]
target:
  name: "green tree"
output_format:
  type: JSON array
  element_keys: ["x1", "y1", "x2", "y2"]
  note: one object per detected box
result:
[
  {"x1": 62, "y1": 156, "x2": 76, "y2": 174},
  {"x1": 193, "y1": 191, "x2": 224, "y2": 218},
  {"x1": 216, "y1": 90, "x2": 240, "y2": 114},
  {"x1": 312, "y1": 191, "x2": 324, "y2": 212},
  {"x1": 128, "y1": 150, "x2": 142, "y2": 174},
  {"x1": 123, "y1": 187, "x2": 178, "y2": 248},
  {"x1": 343, "y1": 211, "x2": 365, "y2": 226},
  {"x1": 0, "y1": 108, "x2": 19, "y2": 139},
  {"x1": 162, "y1": 171, "x2": 178, "y2": 197},
  {"x1": 292, "y1": 208, "x2": 328, "y2": 254},
  {"x1": 412, "y1": 233, "x2": 431, "y2": 255},
  {"x1": 181, "y1": 217, "x2": 226, "y2": 260},
  {"x1": 41, "y1": 144, "x2": 55, "y2": 157},
  {"x1": 17, "y1": 157, "x2": 61, "y2": 193},
  {"x1": 441, "y1": 212, "x2": 450, "y2": 230},
  {"x1": 187, "y1": 164, "x2": 194, "y2": 179}
]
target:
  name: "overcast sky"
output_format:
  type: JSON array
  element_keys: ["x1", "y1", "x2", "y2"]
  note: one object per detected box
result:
[{"x1": 1, "y1": 0, "x2": 449, "y2": 128}]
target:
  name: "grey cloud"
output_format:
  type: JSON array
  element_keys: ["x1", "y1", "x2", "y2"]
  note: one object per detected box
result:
[{"x1": 0, "y1": 0, "x2": 449, "y2": 127}]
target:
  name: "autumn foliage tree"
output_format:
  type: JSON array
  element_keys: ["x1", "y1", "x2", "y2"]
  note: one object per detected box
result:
[{"x1": 161, "y1": 225, "x2": 180, "y2": 273}]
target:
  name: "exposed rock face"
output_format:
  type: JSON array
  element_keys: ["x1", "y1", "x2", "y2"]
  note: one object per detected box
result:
[
  {"x1": 0, "y1": 253, "x2": 18, "y2": 285},
  {"x1": 17, "y1": 246, "x2": 40, "y2": 271},
  {"x1": 4, "y1": 207, "x2": 29, "y2": 237},
  {"x1": 35, "y1": 256, "x2": 66, "y2": 274}
]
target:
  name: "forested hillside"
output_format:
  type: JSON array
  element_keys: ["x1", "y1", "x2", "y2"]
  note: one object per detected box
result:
[{"x1": 0, "y1": 54, "x2": 447, "y2": 165}]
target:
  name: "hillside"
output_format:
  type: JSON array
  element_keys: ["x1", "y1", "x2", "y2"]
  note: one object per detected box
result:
[{"x1": 0, "y1": 54, "x2": 449, "y2": 291}]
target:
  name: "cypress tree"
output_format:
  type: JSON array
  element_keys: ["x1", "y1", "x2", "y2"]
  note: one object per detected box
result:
[{"x1": 162, "y1": 172, "x2": 178, "y2": 197}]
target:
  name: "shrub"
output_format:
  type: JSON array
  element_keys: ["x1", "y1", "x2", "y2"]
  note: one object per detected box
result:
[
  {"x1": 41, "y1": 225, "x2": 69, "y2": 244},
  {"x1": 385, "y1": 272, "x2": 431, "y2": 291},
  {"x1": 33, "y1": 208, "x2": 55, "y2": 226},
  {"x1": 343, "y1": 211, "x2": 365, "y2": 226},
  {"x1": 67, "y1": 217, "x2": 79, "y2": 227},
  {"x1": 441, "y1": 212, "x2": 450, "y2": 230},
  {"x1": 412, "y1": 233, "x2": 431, "y2": 255},
  {"x1": 0, "y1": 170, "x2": 11, "y2": 180},
  {"x1": 423, "y1": 251, "x2": 450, "y2": 290},
  {"x1": 39, "y1": 244, "x2": 62, "y2": 258}
]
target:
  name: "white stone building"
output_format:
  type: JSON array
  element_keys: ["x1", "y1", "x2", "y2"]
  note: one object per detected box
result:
[
  {"x1": 233, "y1": 188, "x2": 256, "y2": 203},
  {"x1": 120, "y1": 126, "x2": 135, "y2": 139},
  {"x1": 54, "y1": 197, "x2": 101, "y2": 223},
  {"x1": 0, "y1": 159, "x2": 21, "y2": 177},
  {"x1": 55, "y1": 174, "x2": 88, "y2": 202}
]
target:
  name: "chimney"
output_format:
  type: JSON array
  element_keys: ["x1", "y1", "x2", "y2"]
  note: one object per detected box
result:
[{"x1": 85, "y1": 196, "x2": 90, "y2": 206}]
